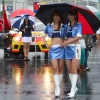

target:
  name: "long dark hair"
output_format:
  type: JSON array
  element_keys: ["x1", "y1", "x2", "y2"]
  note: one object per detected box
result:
[
  {"x1": 23, "y1": 19, "x2": 31, "y2": 31},
  {"x1": 50, "y1": 9, "x2": 64, "y2": 30},
  {"x1": 67, "y1": 9, "x2": 78, "y2": 23}
]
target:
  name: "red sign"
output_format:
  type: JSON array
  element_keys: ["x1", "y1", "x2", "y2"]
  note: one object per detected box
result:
[{"x1": 33, "y1": 2, "x2": 40, "y2": 13}]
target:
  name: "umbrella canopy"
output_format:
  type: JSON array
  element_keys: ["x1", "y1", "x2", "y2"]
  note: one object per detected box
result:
[
  {"x1": 86, "y1": 6, "x2": 100, "y2": 19},
  {"x1": 35, "y1": 2, "x2": 100, "y2": 34},
  {"x1": 11, "y1": 14, "x2": 34, "y2": 29},
  {"x1": 10, "y1": 8, "x2": 34, "y2": 18}
]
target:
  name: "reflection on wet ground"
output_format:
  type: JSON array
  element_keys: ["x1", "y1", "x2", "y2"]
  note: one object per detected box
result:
[{"x1": 0, "y1": 43, "x2": 100, "y2": 100}]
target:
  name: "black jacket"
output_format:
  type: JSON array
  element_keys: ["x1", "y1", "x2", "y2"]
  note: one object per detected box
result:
[{"x1": 20, "y1": 24, "x2": 34, "y2": 37}]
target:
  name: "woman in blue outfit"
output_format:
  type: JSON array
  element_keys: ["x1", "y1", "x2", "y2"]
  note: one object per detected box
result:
[
  {"x1": 20, "y1": 17, "x2": 34, "y2": 60},
  {"x1": 43, "y1": 10, "x2": 66, "y2": 98},
  {"x1": 62, "y1": 9, "x2": 82, "y2": 98}
]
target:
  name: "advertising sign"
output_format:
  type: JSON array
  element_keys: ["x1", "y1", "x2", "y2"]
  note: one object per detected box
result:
[{"x1": 7, "y1": 5, "x2": 13, "y2": 12}]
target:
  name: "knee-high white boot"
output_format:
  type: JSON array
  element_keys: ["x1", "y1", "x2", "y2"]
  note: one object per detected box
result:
[
  {"x1": 68, "y1": 74, "x2": 78, "y2": 98},
  {"x1": 59, "y1": 74, "x2": 63, "y2": 84},
  {"x1": 69, "y1": 73, "x2": 72, "y2": 84},
  {"x1": 67, "y1": 73, "x2": 78, "y2": 95},
  {"x1": 54, "y1": 74, "x2": 60, "y2": 97}
]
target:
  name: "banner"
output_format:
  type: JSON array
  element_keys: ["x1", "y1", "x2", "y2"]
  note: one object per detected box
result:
[
  {"x1": 33, "y1": 2, "x2": 46, "y2": 13},
  {"x1": 33, "y1": 2, "x2": 39, "y2": 13},
  {"x1": 7, "y1": 5, "x2": 13, "y2": 12},
  {"x1": 1, "y1": 0, "x2": 11, "y2": 31}
]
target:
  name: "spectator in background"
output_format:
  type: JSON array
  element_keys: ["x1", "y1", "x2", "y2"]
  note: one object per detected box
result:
[
  {"x1": 83, "y1": 48, "x2": 89, "y2": 71},
  {"x1": 83, "y1": 35, "x2": 93, "y2": 71},
  {"x1": 79, "y1": 36, "x2": 86, "y2": 70}
]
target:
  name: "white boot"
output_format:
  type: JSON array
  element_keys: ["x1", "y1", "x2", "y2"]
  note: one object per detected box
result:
[
  {"x1": 59, "y1": 74, "x2": 63, "y2": 95},
  {"x1": 68, "y1": 74, "x2": 78, "y2": 98},
  {"x1": 54, "y1": 74, "x2": 60, "y2": 97},
  {"x1": 59, "y1": 74, "x2": 63, "y2": 84},
  {"x1": 67, "y1": 73, "x2": 78, "y2": 96}
]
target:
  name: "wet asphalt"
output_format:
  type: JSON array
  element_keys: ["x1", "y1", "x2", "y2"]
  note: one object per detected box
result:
[{"x1": 0, "y1": 42, "x2": 100, "y2": 100}]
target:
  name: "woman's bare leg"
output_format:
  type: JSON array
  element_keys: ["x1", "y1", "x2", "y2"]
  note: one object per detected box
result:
[
  {"x1": 58, "y1": 59, "x2": 64, "y2": 84},
  {"x1": 65, "y1": 60, "x2": 72, "y2": 73},
  {"x1": 23, "y1": 43, "x2": 27, "y2": 59},
  {"x1": 51, "y1": 59, "x2": 59, "y2": 74},
  {"x1": 58, "y1": 59, "x2": 64, "y2": 74},
  {"x1": 71, "y1": 56, "x2": 80, "y2": 74},
  {"x1": 68, "y1": 56, "x2": 80, "y2": 98},
  {"x1": 26, "y1": 43, "x2": 30, "y2": 57},
  {"x1": 51, "y1": 59, "x2": 60, "y2": 97}
]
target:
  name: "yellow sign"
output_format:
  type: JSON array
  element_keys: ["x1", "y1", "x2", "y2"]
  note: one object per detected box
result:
[{"x1": 37, "y1": 1, "x2": 47, "y2": 5}]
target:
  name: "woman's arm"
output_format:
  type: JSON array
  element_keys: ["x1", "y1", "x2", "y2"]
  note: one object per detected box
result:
[
  {"x1": 42, "y1": 25, "x2": 50, "y2": 48},
  {"x1": 19, "y1": 24, "x2": 25, "y2": 32},
  {"x1": 31, "y1": 25, "x2": 35, "y2": 31},
  {"x1": 42, "y1": 35, "x2": 50, "y2": 48},
  {"x1": 65, "y1": 36, "x2": 80, "y2": 44}
]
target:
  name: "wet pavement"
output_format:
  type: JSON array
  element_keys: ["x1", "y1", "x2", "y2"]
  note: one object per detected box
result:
[{"x1": 0, "y1": 43, "x2": 100, "y2": 100}]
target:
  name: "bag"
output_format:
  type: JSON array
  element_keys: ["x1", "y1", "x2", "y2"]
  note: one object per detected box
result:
[
  {"x1": 85, "y1": 35, "x2": 93, "y2": 51},
  {"x1": 79, "y1": 39, "x2": 86, "y2": 49}
]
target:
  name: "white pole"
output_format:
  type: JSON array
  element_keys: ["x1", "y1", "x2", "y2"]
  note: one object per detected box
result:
[
  {"x1": 33, "y1": 22, "x2": 37, "y2": 60},
  {"x1": 97, "y1": 1, "x2": 99, "y2": 10},
  {"x1": 23, "y1": 0, "x2": 28, "y2": 8},
  {"x1": 75, "y1": 0, "x2": 77, "y2": 4},
  {"x1": 87, "y1": 0, "x2": 89, "y2": 6},
  {"x1": 34, "y1": 27, "x2": 37, "y2": 60},
  {"x1": 13, "y1": 0, "x2": 17, "y2": 11}
]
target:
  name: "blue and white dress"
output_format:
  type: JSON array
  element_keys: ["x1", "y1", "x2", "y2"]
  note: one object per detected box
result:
[
  {"x1": 64, "y1": 23, "x2": 82, "y2": 60},
  {"x1": 44, "y1": 23, "x2": 66, "y2": 59}
]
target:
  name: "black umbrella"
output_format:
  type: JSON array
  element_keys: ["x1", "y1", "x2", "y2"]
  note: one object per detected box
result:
[{"x1": 35, "y1": 2, "x2": 100, "y2": 34}]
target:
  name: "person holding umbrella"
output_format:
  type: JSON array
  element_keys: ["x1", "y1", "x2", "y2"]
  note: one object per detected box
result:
[
  {"x1": 42, "y1": 9, "x2": 66, "y2": 98},
  {"x1": 20, "y1": 16, "x2": 34, "y2": 60},
  {"x1": 62, "y1": 9, "x2": 82, "y2": 98}
]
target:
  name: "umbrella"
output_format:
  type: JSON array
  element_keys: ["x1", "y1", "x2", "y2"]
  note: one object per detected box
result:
[
  {"x1": 35, "y1": 2, "x2": 100, "y2": 34},
  {"x1": 11, "y1": 14, "x2": 34, "y2": 29},
  {"x1": 86, "y1": 6, "x2": 100, "y2": 20},
  {"x1": 10, "y1": 8, "x2": 34, "y2": 18}
]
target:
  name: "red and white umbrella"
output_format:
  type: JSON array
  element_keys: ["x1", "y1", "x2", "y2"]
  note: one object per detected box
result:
[{"x1": 10, "y1": 8, "x2": 34, "y2": 18}]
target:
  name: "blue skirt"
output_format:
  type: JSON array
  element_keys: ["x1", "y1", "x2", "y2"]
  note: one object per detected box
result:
[
  {"x1": 49, "y1": 46, "x2": 64, "y2": 60},
  {"x1": 64, "y1": 44, "x2": 81, "y2": 60}
]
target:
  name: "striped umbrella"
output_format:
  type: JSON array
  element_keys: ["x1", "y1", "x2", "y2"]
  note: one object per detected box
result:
[{"x1": 11, "y1": 14, "x2": 34, "y2": 29}]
